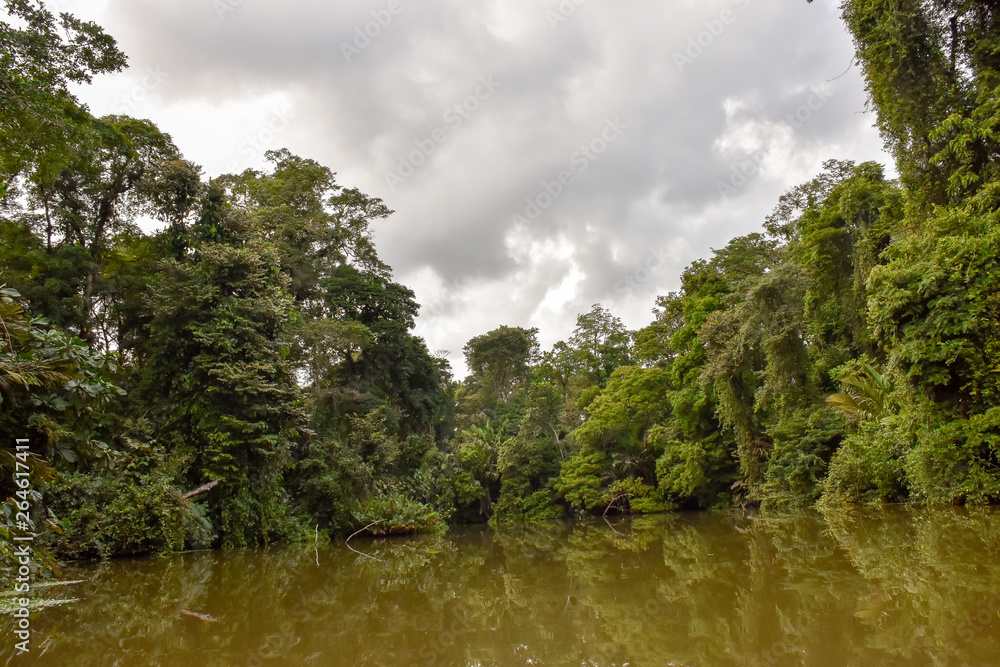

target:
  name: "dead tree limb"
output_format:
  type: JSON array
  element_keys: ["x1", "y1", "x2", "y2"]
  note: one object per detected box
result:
[
  {"x1": 182, "y1": 480, "x2": 220, "y2": 500},
  {"x1": 345, "y1": 521, "x2": 385, "y2": 562}
]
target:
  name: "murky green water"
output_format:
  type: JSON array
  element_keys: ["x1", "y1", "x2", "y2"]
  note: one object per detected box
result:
[{"x1": 6, "y1": 508, "x2": 1000, "y2": 666}]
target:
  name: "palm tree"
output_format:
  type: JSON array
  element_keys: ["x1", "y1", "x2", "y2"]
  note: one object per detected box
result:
[
  {"x1": 826, "y1": 363, "x2": 890, "y2": 424},
  {"x1": 460, "y1": 420, "x2": 509, "y2": 516},
  {"x1": 0, "y1": 288, "x2": 79, "y2": 404},
  {"x1": 0, "y1": 287, "x2": 79, "y2": 479}
]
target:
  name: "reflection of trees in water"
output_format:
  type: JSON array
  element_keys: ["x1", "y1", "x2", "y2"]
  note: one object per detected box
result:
[
  {"x1": 822, "y1": 507, "x2": 1000, "y2": 665},
  {"x1": 6, "y1": 509, "x2": 1000, "y2": 665}
]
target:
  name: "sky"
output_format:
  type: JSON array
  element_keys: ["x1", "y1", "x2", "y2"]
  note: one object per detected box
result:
[{"x1": 59, "y1": 0, "x2": 893, "y2": 378}]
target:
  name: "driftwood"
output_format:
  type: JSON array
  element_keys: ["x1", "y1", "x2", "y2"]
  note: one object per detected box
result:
[
  {"x1": 181, "y1": 480, "x2": 220, "y2": 500},
  {"x1": 345, "y1": 521, "x2": 385, "y2": 562},
  {"x1": 179, "y1": 609, "x2": 222, "y2": 624},
  {"x1": 603, "y1": 492, "x2": 630, "y2": 517}
]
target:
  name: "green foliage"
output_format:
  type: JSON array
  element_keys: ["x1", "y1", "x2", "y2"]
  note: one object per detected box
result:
[
  {"x1": 556, "y1": 451, "x2": 609, "y2": 513},
  {"x1": 139, "y1": 231, "x2": 305, "y2": 547},
  {"x1": 573, "y1": 367, "x2": 671, "y2": 455},
  {"x1": 463, "y1": 325, "x2": 539, "y2": 403},
  {"x1": 44, "y1": 438, "x2": 211, "y2": 559},
  {"x1": 288, "y1": 436, "x2": 368, "y2": 534},
  {"x1": 826, "y1": 360, "x2": 891, "y2": 423},
  {"x1": 9, "y1": 0, "x2": 1000, "y2": 564},
  {"x1": 567, "y1": 304, "x2": 633, "y2": 388},
  {"x1": 822, "y1": 409, "x2": 914, "y2": 505},
  {"x1": 905, "y1": 405, "x2": 1000, "y2": 504},
  {"x1": 0, "y1": 0, "x2": 127, "y2": 190},
  {"x1": 837, "y1": 0, "x2": 956, "y2": 200},
  {"x1": 489, "y1": 487, "x2": 563, "y2": 526},
  {"x1": 0, "y1": 287, "x2": 123, "y2": 466},
  {"x1": 868, "y1": 194, "x2": 1000, "y2": 410},
  {"x1": 605, "y1": 477, "x2": 669, "y2": 514},
  {"x1": 652, "y1": 428, "x2": 734, "y2": 508},
  {"x1": 454, "y1": 420, "x2": 506, "y2": 517},
  {"x1": 0, "y1": 287, "x2": 80, "y2": 403},
  {"x1": 758, "y1": 408, "x2": 844, "y2": 508},
  {"x1": 350, "y1": 492, "x2": 445, "y2": 536}
]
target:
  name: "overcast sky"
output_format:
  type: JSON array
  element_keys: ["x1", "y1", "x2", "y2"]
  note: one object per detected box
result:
[{"x1": 62, "y1": 0, "x2": 892, "y2": 377}]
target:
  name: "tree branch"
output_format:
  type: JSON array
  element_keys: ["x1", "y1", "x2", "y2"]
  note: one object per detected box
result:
[{"x1": 181, "y1": 480, "x2": 219, "y2": 500}]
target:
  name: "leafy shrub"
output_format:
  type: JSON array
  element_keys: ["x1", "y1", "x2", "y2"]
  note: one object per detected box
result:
[
  {"x1": 905, "y1": 406, "x2": 1000, "y2": 505},
  {"x1": 555, "y1": 452, "x2": 608, "y2": 513},
  {"x1": 758, "y1": 408, "x2": 844, "y2": 509},
  {"x1": 821, "y1": 415, "x2": 911, "y2": 506},
  {"x1": 489, "y1": 487, "x2": 564, "y2": 527},
  {"x1": 605, "y1": 477, "x2": 669, "y2": 514},
  {"x1": 350, "y1": 492, "x2": 444, "y2": 536},
  {"x1": 289, "y1": 436, "x2": 369, "y2": 534},
  {"x1": 43, "y1": 439, "x2": 213, "y2": 558}
]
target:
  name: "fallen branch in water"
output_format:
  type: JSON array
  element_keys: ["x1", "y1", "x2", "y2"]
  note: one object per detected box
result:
[
  {"x1": 179, "y1": 609, "x2": 222, "y2": 623},
  {"x1": 603, "y1": 493, "x2": 630, "y2": 517},
  {"x1": 345, "y1": 521, "x2": 385, "y2": 562},
  {"x1": 182, "y1": 480, "x2": 220, "y2": 500}
]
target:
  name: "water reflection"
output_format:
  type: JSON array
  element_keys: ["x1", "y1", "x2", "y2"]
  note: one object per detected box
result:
[{"x1": 5, "y1": 508, "x2": 1000, "y2": 666}]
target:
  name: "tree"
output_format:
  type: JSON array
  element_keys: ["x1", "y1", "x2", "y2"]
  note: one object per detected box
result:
[
  {"x1": 220, "y1": 149, "x2": 393, "y2": 311},
  {"x1": 458, "y1": 420, "x2": 507, "y2": 517},
  {"x1": 826, "y1": 362, "x2": 891, "y2": 424},
  {"x1": 463, "y1": 325, "x2": 539, "y2": 403},
  {"x1": 0, "y1": 0, "x2": 127, "y2": 196},
  {"x1": 0, "y1": 285, "x2": 124, "y2": 464},
  {"x1": 567, "y1": 304, "x2": 632, "y2": 388},
  {"x1": 138, "y1": 195, "x2": 305, "y2": 547}
]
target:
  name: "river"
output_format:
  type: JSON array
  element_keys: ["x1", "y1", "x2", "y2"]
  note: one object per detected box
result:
[{"x1": 6, "y1": 507, "x2": 1000, "y2": 665}]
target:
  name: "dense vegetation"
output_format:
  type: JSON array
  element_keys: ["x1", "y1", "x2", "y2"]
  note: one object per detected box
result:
[{"x1": 4, "y1": 0, "x2": 1000, "y2": 570}]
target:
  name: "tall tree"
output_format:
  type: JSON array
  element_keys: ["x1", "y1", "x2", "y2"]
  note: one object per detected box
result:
[
  {"x1": 138, "y1": 190, "x2": 305, "y2": 547},
  {"x1": 0, "y1": 0, "x2": 127, "y2": 197},
  {"x1": 463, "y1": 325, "x2": 540, "y2": 403},
  {"x1": 567, "y1": 304, "x2": 632, "y2": 388}
]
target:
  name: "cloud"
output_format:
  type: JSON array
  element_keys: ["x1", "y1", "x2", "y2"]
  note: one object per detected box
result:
[{"x1": 72, "y1": 0, "x2": 892, "y2": 377}]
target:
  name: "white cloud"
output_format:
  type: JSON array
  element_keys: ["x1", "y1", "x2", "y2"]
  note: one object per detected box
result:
[{"x1": 64, "y1": 0, "x2": 892, "y2": 377}]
